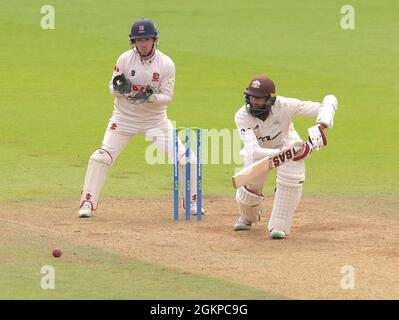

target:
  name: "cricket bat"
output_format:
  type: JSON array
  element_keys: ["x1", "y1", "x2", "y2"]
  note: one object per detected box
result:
[{"x1": 232, "y1": 143, "x2": 306, "y2": 189}]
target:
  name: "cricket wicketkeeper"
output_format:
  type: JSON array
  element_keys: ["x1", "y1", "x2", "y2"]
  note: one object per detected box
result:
[
  {"x1": 78, "y1": 18, "x2": 202, "y2": 218},
  {"x1": 233, "y1": 76, "x2": 338, "y2": 239}
]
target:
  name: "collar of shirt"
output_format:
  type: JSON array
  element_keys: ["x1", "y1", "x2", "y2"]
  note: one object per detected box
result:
[{"x1": 137, "y1": 49, "x2": 158, "y2": 65}]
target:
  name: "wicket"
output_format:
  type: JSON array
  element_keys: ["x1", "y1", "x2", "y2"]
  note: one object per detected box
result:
[{"x1": 173, "y1": 127, "x2": 203, "y2": 221}]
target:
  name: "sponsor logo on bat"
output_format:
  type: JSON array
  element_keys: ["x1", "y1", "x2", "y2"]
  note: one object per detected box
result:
[{"x1": 272, "y1": 149, "x2": 294, "y2": 167}]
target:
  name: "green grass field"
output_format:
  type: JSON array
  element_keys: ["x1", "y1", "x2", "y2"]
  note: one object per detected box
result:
[
  {"x1": 0, "y1": 222, "x2": 281, "y2": 299},
  {"x1": 0, "y1": 0, "x2": 398, "y2": 299}
]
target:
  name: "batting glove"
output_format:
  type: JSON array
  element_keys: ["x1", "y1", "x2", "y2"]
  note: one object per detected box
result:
[
  {"x1": 308, "y1": 124, "x2": 327, "y2": 151},
  {"x1": 293, "y1": 141, "x2": 313, "y2": 161}
]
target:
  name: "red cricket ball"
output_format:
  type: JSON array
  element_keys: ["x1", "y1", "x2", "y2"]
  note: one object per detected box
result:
[{"x1": 52, "y1": 248, "x2": 62, "y2": 258}]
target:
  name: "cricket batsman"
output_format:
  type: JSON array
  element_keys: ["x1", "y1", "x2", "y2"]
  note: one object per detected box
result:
[
  {"x1": 78, "y1": 18, "x2": 202, "y2": 218},
  {"x1": 233, "y1": 75, "x2": 338, "y2": 239}
]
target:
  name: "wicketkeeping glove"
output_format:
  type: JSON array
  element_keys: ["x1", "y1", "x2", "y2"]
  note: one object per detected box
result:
[
  {"x1": 112, "y1": 74, "x2": 132, "y2": 95},
  {"x1": 127, "y1": 85, "x2": 156, "y2": 104}
]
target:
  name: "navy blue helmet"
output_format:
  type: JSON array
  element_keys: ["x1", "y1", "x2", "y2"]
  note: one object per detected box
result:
[{"x1": 129, "y1": 18, "x2": 159, "y2": 42}]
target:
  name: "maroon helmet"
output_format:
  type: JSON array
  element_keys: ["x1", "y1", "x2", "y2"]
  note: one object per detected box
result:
[
  {"x1": 245, "y1": 76, "x2": 276, "y2": 97},
  {"x1": 244, "y1": 76, "x2": 277, "y2": 119}
]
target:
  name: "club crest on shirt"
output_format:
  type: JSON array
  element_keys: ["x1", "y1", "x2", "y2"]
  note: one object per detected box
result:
[
  {"x1": 152, "y1": 72, "x2": 160, "y2": 81},
  {"x1": 131, "y1": 70, "x2": 136, "y2": 77}
]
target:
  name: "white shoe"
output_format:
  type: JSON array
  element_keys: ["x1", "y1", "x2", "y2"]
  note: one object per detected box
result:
[
  {"x1": 79, "y1": 201, "x2": 93, "y2": 218},
  {"x1": 270, "y1": 229, "x2": 286, "y2": 239},
  {"x1": 233, "y1": 216, "x2": 252, "y2": 231},
  {"x1": 189, "y1": 203, "x2": 205, "y2": 216}
]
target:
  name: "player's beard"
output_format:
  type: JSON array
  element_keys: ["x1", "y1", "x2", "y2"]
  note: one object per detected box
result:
[
  {"x1": 247, "y1": 105, "x2": 271, "y2": 121},
  {"x1": 140, "y1": 47, "x2": 154, "y2": 58},
  {"x1": 245, "y1": 95, "x2": 275, "y2": 121},
  {"x1": 136, "y1": 41, "x2": 156, "y2": 60}
]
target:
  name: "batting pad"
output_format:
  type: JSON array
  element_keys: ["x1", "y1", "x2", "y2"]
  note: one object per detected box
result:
[
  {"x1": 80, "y1": 149, "x2": 113, "y2": 210},
  {"x1": 268, "y1": 183, "x2": 302, "y2": 235},
  {"x1": 236, "y1": 187, "x2": 264, "y2": 223},
  {"x1": 268, "y1": 160, "x2": 304, "y2": 234}
]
